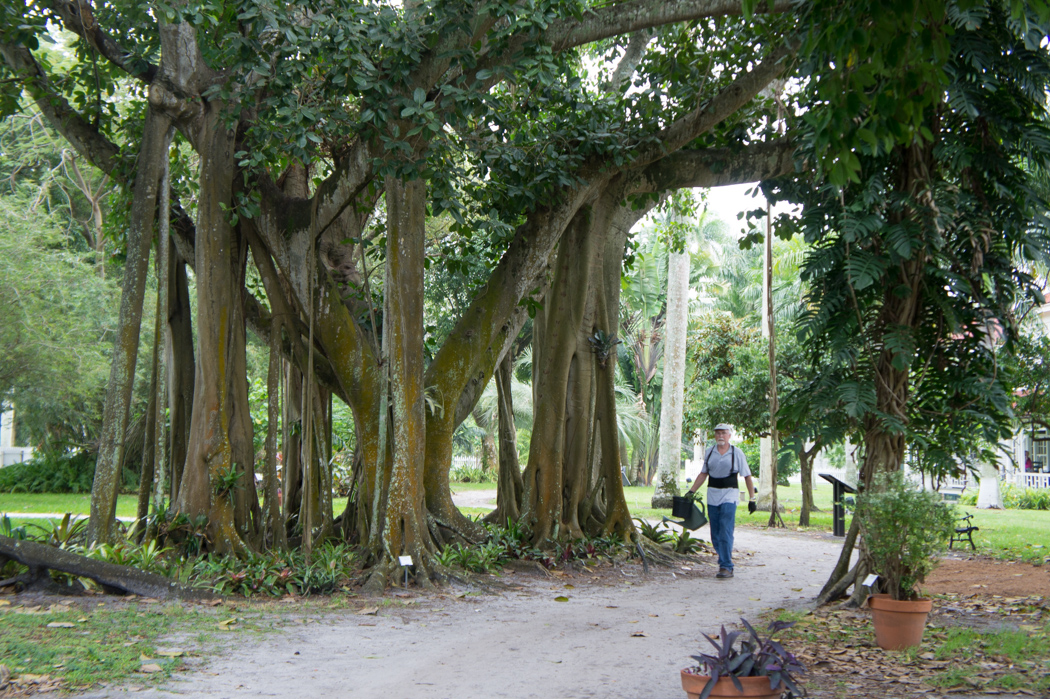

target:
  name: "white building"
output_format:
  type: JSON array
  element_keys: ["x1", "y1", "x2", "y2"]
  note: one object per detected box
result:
[{"x1": 1, "y1": 406, "x2": 34, "y2": 466}]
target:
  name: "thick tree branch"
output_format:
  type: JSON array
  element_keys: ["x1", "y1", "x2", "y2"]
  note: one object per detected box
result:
[
  {"x1": 545, "y1": 0, "x2": 794, "y2": 53},
  {"x1": 44, "y1": 0, "x2": 158, "y2": 83},
  {"x1": 628, "y1": 139, "x2": 797, "y2": 194},
  {"x1": 614, "y1": 41, "x2": 796, "y2": 176},
  {"x1": 0, "y1": 41, "x2": 121, "y2": 174},
  {"x1": 0, "y1": 534, "x2": 215, "y2": 601}
]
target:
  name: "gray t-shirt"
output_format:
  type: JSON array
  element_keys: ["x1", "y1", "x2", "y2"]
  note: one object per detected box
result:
[{"x1": 701, "y1": 445, "x2": 751, "y2": 507}]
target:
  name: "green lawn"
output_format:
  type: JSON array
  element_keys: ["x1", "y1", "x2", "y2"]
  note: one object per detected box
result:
[{"x1": 0, "y1": 493, "x2": 137, "y2": 517}]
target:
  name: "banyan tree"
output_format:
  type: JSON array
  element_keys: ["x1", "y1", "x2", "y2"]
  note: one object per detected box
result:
[{"x1": 1, "y1": 0, "x2": 796, "y2": 586}]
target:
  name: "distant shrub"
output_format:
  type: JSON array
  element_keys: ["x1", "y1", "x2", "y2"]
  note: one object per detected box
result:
[
  {"x1": 954, "y1": 484, "x2": 1047, "y2": 509},
  {"x1": 0, "y1": 450, "x2": 136, "y2": 493},
  {"x1": 450, "y1": 464, "x2": 493, "y2": 483},
  {"x1": 1002, "y1": 485, "x2": 1050, "y2": 511}
]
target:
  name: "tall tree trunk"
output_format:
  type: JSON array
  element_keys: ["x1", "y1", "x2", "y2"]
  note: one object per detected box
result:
[
  {"x1": 89, "y1": 110, "x2": 172, "y2": 544},
  {"x1": 166, "y1": 254, "x2": 194, "y2": 504},
  {"x1": 282, "y1": 362, "x2": 304, "y2": 532},
  {"x1": 487, "y1": 352, "x2": 523, "y2": 525},
  {"x1": 652, "y1": 243, "x2": 689, "y2": 508},
  {"x1": 522, "y1": 209, "x2": 596, "y2": 545},
  {"x1": 175, "y1": 105, "x2": 258, "y2": 554},
  {"x1": 820, "y1": 144, "x2": 930, "y2": 603},
  {"x1": 798, "y1": 441, "x2": 820, "y2": 527},
  {"x1": 367, "y1": 177, "x2": 433, "y2": 589}
]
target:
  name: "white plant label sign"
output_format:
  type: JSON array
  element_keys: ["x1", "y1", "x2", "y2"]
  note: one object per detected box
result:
[
  {"x1": 398, "y1": 555, "x2": 413, "y2": 567},
  {"x1": 862, "y1": 573, "x2": 879, "y2": 587}
]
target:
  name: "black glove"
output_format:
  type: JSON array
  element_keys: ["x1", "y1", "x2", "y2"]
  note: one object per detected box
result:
[
  {"x1": 748, "y1": 500, "x2": 757, "y2": 514},
  {"x1": 685, "y1": 490, "x2": 699, "y2": 502}
]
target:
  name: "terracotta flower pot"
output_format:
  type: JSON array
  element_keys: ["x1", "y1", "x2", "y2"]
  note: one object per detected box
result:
[
  {"x1": 868, "y1": 593, "x2": 933, "y2": 650},
  {"x1": 680, "y1": 669, "x2": 784, "y2": 699}
]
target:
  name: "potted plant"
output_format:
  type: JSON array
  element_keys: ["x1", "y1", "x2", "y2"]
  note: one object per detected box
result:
[
  {"x1": 854, "y1": 469, "x2": 955, "y2": 650},
  {"x1": 681, "y1": 619, "x2": 806, "y2": 699}
]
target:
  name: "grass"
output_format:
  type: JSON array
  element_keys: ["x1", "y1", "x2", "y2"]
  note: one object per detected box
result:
[
  {"x1": 0, "y1": 493, "x2": 137, "y2": 517},
  {"x1": 0, "y1": 600, "x2": 206, "y2": 690}
]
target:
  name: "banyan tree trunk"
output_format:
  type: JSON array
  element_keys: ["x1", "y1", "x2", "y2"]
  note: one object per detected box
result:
[
  {"x1": 487, "y1": 352, "x2": 523, "y2": 525},
  {"x1": 522, "y1": 186, "x2": 638, "y2": 545},
  {"x1": 364, "y1": 177, "x2": 436, "y2": 589},
  {"x1": 175, "y1": 105, "x2": 259, "y2": 554},
  {"x1": 166, "y1": 255, "x2": 195, "y2": 505},
  {"x1": 88, "y1": 109, "x2": 172, "y2": 545}
]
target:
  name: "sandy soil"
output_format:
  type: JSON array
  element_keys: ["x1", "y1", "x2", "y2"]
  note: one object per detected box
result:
[
  {"x1": 75, "y1": 527, "x2": 848, "y2": 699},
  {"x1": 922, "y1": 556, "x2": 1050, "y2": 597}
]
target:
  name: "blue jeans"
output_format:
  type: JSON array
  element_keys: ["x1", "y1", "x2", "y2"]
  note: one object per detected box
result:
[{"x1": 708, "y1": 502, "x2": 737, "y2": 571}]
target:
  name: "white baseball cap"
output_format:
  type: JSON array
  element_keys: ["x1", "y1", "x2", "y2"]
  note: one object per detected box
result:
[{"x1": 714, "y1": 423, "x2": 733, "y2": 431}]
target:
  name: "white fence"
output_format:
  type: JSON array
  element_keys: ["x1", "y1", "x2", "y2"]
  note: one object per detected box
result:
[
  {"x1": 1, "y1": 446, "x2": 34, "y2": 467},
  {"x1": 451, "y1": 455, "x2": 481, "y2": 472},
  {"x1": 1017, "y1": 472, "x2": 1050, "y2": 489}
]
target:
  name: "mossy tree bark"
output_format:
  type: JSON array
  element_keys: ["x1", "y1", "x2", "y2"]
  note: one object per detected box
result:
[
  {"x1": 175, "y1": 105, "x2": 260, "y2": 554},
  {"x1": 88, "y1": 109, "x2": 172, "y2": 545},
  {"x1": 366, "y1": 177, "x2": 435, "y2": 588},
  {"x1": 487, "y1": 352, "x2": 523, "y2": 525}
]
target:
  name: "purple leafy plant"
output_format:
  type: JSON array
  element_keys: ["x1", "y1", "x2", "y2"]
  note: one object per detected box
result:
[{"x1": 686, "y1": 618, "x2": 807, "y2": 698}]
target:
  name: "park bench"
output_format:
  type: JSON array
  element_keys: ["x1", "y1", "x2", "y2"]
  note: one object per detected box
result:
[{"x1": 949, "y1": 513, "x2": 979, "y2": 551}]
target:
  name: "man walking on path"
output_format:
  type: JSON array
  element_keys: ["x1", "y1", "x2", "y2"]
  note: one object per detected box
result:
[{"x1": 687, "y1": 423, "x2": 756, "y2": 578}]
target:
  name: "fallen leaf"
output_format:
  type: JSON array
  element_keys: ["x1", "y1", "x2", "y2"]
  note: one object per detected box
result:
[
  {"x1": 155, "y1": 649, "x2": 185, "y2": 658},
  {"x1": 138, "y1": 664, "x2": 163, "y2": 674},
  {"x1": 554, "y1": 596, "x2": 569, "y2": 602},
  {"x1": 46, "y1": 622, "x2": 75, "y2": 629},
  {"x1": 631, "y1": 631, "x2": 649, "y2": 637},
  {"x1": 357, "y1": 607, "x2": 379, "y2": 616},
  {"x1": 140, "y1": 654, "x2": 153, "y2": 662},
  {"x1": 563, "y1": 584, "x2": 575, "y2": 589}
]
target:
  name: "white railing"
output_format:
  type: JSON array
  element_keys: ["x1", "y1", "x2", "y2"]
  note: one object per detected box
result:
[
  {"x1": 1, "y1": 446, "x2": 33, "y2": 467},
  {"x1": 1017, "y1": 472, "x2": 1050, "y2": 489},
  {"x1": 939, "y1": 476, "x2": 968, "y2": 491},
  {"x1": 451, "y1": 455, "x2": 481, "y2": 471}
]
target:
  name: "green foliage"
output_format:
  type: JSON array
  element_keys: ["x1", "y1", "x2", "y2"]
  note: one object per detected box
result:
[
  {"x1": 211, "y1": 463, "x2": 242, "y2": 501},
  {"x1": 768, "y1": 1, "x2": 1050, "y2": 479},
  {"x1": 0, "y1": 450, "x2": 135, "y2": 494},
  {"x1": 982, "y1": 485, "x2": 1050, "y2": 510},
  {"x1": 85, "y1": 539, "x2": 174, "y2": 577},
  {"x1": 0, "y1": 513, "x2": 28, "y2": 540},
  {"x1": 633, "y1": 517, "x2": 672, "y2": 545},
  {"x1": 449, "y1": 463, "x2": 493, "y2": 483},
  {"x1": 191, "y1": 542, "x2": 358, "y2": 596},
  {"x1": 28, "y1": 512, "x2": 88, "y2": 547},
  {"x1": 855, "y1": 470, "x2": 956, "y2": 600},
  {"x1": 437, "y1": 521, "x2": 628, "y2": 572},
  {"x1": 435, "y1": 541, "x2": 506, "y2": 573},
  {"x1": 153, "y1": 510, "x2": 211, "y2": 557},
  {"x1": 0, "y1": 195, "x2": 123, "y2": 457},
  {"x1": 670, "y1": 528, "x2": 705, "y2": 555}
]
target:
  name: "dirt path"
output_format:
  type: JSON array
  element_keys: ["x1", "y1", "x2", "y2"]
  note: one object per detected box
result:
[{"x1": 77, "y1": 527, "x2": 848, "y2": 699}]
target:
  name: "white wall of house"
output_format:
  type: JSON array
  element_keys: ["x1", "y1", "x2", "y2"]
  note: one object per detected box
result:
[{"x1": 0, "y1": 406, "x2": 34, "y2": 466}]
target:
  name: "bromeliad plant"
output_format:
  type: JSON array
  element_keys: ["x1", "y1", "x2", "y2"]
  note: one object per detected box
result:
[{"x1": 686, "y1": 619, "x2": 806, "y2": 699}]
